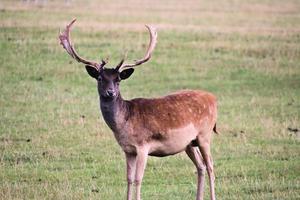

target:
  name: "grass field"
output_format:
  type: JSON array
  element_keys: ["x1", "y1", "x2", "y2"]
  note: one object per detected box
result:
[{"x1": 0, "y1": 0, "x2": 299, "y2": 199}]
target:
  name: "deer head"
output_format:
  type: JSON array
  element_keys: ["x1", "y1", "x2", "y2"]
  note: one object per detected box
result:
[{"x1": 59, "y1": 19, "x2": 157, "y2": 100}]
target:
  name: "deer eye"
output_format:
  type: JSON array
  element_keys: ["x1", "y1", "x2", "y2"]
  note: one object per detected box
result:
[
  {"x1": 115, "y1": 77, "x2": 121, "y2": 82},
  {"x1": 97, "y1": 76, "x2": 102, "y2": 82}
]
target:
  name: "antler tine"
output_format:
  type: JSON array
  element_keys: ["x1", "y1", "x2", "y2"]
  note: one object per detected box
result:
[
  {"x1": 115, "y1": 58, "x2": 125, "y2": 71},
  {"x1": 59, "y1": 19, "x2": 102, "y2": 70},
  {"x1": 118, "y1": 25, "x2": 157, "y2": 72},
  {"x1": 115, "y1": 51, "x2": 128, "y2": 71}
]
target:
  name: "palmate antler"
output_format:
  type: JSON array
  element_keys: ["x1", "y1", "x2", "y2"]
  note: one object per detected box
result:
[
  {"x1": 116, "y1": 25, "x2": 158, "y2": 72},
  {"x1": 59, "y1": 19, "x2": 157, "y2": 72},
  {"x1": 59, "y1": 19, "x2": 106, "y2": 70}
]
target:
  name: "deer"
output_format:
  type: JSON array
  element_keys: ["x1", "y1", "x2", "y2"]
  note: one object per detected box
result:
[{"x1": 59, "y1": 19, "x2": 218, "y2": 200}]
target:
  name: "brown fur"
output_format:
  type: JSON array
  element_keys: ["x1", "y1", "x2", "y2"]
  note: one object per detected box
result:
[
  {"x1": 111, "y1": 90, "x2": 217, "y2": 156},
  {"x1": 128, "y1": 90, "x2": 217, "y2": 132}
]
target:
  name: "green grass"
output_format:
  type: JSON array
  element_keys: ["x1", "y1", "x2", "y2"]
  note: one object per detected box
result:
[{"x1": 0, "y1": 0, "x2": 299, "y2": 199}]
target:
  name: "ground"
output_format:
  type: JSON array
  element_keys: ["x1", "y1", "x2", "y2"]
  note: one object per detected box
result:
[{"x1": 0, "y1": 0, "x2": 299, "y2": 199}]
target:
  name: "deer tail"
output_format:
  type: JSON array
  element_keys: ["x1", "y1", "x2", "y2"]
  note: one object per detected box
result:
[{"x1": 213, "y1": 123, "x2": 219, "y2": 134}]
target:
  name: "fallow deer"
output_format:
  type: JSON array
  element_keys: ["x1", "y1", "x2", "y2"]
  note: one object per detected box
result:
[{"x1": 59, "y1": 19, "x2": 218, "y2": 200}]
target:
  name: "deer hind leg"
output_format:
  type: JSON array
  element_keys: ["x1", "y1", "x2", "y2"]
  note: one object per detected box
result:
[
  {"x1": 198, "y1": 137, "x2": 216, "y2": 200},
  {"x1": 185, "y1": 144, "x2": 206, "y2": 200}
]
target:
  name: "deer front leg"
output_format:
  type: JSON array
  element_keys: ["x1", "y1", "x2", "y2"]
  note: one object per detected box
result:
[
  {"x1": 125, "y1": 153, "x2": 137, "y2": 200},
  {"x1": 134, "y1": 147, "x2": 149, "y2": 200}
]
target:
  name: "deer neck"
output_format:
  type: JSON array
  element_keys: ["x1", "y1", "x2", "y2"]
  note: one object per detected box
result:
[{"x1": 100, "y1": 94, "x2": 128, "y2": 133}]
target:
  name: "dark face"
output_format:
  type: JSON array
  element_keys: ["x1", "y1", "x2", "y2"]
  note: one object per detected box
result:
[
  {"x1": 85, "y1": 65, "x2": 134, "y2": 100},
  {"x1": 97, "y1": 69, "x2": 120, "y2": 99}
]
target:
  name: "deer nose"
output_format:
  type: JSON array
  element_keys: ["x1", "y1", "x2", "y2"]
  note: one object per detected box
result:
[{"x1": 106, "y1": 89, "x2": 116, "y2": 97}]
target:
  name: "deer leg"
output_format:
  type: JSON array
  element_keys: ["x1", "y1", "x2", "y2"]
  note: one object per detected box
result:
[
  {"x1": 198, "y1": 140, "x2": 216, "y2": 200},
  {"x1": 134, "y1": 148, "x2": 149, "y2": 200},
  {"x1": 125, "y1": 153, "x2": 137, "y2": 200},
  {"x1": 186, "y1": 144, "x2": 206, "y2": 200}
]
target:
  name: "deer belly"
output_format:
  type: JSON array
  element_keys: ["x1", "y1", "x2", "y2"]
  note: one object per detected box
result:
[{"x1": 149, "y1": 123, "x2": 198, "y2": 157}]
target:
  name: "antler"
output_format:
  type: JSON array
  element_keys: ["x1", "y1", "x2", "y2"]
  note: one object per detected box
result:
[
  {"x1": 117, "y1": 25, "x2": 157, "y2": 72},
  {"x1": 59, "y1": 19, "x2": 104, "y2": 70}
]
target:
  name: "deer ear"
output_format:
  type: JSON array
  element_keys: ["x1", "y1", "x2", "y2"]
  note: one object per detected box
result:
[
  {"x1": 120, "y1": 68, "x2": 134, "y2": 80},
  {"x1": 85, "y1": 65, "x2": 99, "y2": 79}
]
